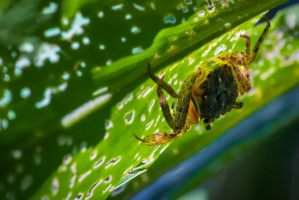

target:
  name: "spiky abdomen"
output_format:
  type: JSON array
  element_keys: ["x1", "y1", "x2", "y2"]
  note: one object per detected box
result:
[{"x1": 193, "y1": 65, "x2": 238, "y2": 121}]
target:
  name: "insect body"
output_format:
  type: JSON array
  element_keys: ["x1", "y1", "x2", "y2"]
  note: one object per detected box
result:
[{"x1": 135, "y1": 16, "x2": 270, "y2": 145}]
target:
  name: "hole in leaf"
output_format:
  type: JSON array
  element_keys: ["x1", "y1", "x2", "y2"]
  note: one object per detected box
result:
[
  {"x1": 124, "y1": 110, "x2": 135, "y2": 124},
  {"x1": 104, "y1": 175, "x2": 112, "y2": 183},
  {"x1": 94, "y1": 157, "x2": 105, "y2": 169}
]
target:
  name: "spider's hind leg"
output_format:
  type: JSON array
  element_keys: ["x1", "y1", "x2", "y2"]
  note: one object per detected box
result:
[
  {"x1": 240, "y1": 35, "x2": 251, "y2": 55},
  {"x1": 134, "y1": 85, "x2": 182, "y2": 146},
  {"x1": 251, "y1": 16, "x2": 271, "y2": 61}
]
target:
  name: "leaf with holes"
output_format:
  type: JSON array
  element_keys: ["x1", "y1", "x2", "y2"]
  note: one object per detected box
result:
[
  {"x1": 29, "y1": 1, "x2": 290, "y2": 200},
  {"x1": 107, "y1": 4, "x2": 299, "y2": 199},
  {"x1": 0, "y1": 0, "x2": 292, "y2": 200},
  {"x1": 1, "y1": 1, "x2": 206, "y2": 199}
]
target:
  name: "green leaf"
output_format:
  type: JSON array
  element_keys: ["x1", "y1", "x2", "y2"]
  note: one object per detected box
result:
[
  {"x1": 92, "y1": 0, "x2": 288, "y2": 92},
  {"x1": 108, "y1": 4, "x2": 299, "y2": 199},
  {"x1": 30, "y1": 1, "x2": 292, "y2": 200},
  {"x1": 0, "y1": 1, "x2": 295, "y2": 200}
]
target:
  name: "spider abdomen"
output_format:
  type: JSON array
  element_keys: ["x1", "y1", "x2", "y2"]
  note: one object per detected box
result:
[{"x1": 193, "y1": 64, "x2": 238, "y2": 121}]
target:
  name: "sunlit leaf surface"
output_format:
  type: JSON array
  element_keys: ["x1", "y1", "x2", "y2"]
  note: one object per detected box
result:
[
  {"x1": 0, "y1": 0, "x2": 294, "y2": 200},
  {"x1": 109, "y1": 5, "x2": 299, "y2": 199}
]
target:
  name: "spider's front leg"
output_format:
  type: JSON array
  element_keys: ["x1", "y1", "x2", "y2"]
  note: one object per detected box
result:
[
  {"x1": 136, "y1": 85, "x2": 181, "y2": 145},
  {"x1": 135, "y1": 64, "x2": 200, "y2": 145},
  {"x1": 148, "y1": 64, "x2": 179, "y2": 131},
  {"x1": 134, "y1": 65, "x2": 181, "y2": 145}
]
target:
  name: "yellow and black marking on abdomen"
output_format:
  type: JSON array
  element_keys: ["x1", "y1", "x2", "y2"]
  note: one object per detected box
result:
[{"x1": 196, "y1": 65, "x2": 238, "y2": 121}]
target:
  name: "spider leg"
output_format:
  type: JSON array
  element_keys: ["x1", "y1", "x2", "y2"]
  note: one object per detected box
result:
[
  {"x1": 135, "y1": 71, "x2": 179, "y2": 146},
  {"x1": 133, "y1": 132, "x2": 184, "y2": 146},
  {"x1": 157, "y1": 85, "x2": 177, "y2": 131},
  {"x1": 251, "y1": 16, "x2": 271, "y2": 62},
  {"x1": 232, "y1": 101, "x2": 244, "y2": 109},
  {"x1": 137, "y1": 78, "x2": 182, "y2": 145},
  {"x1": 138, "y1": 65, "x2": 202, "y2": 145},
  {"x1": 148, "y1": 64, "x2": 179, "y2": 98},
  {"x1": 240, "y1": 35, "x2": 251, "y2": 55},
  {"x1": 152, "y1": 73, "x2": 200, "y2": 144}
]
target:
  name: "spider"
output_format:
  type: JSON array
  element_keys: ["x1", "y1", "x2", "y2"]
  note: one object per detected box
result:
[{"x1": 135, "y1": 16, "x2": 270, "y2": 146}]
